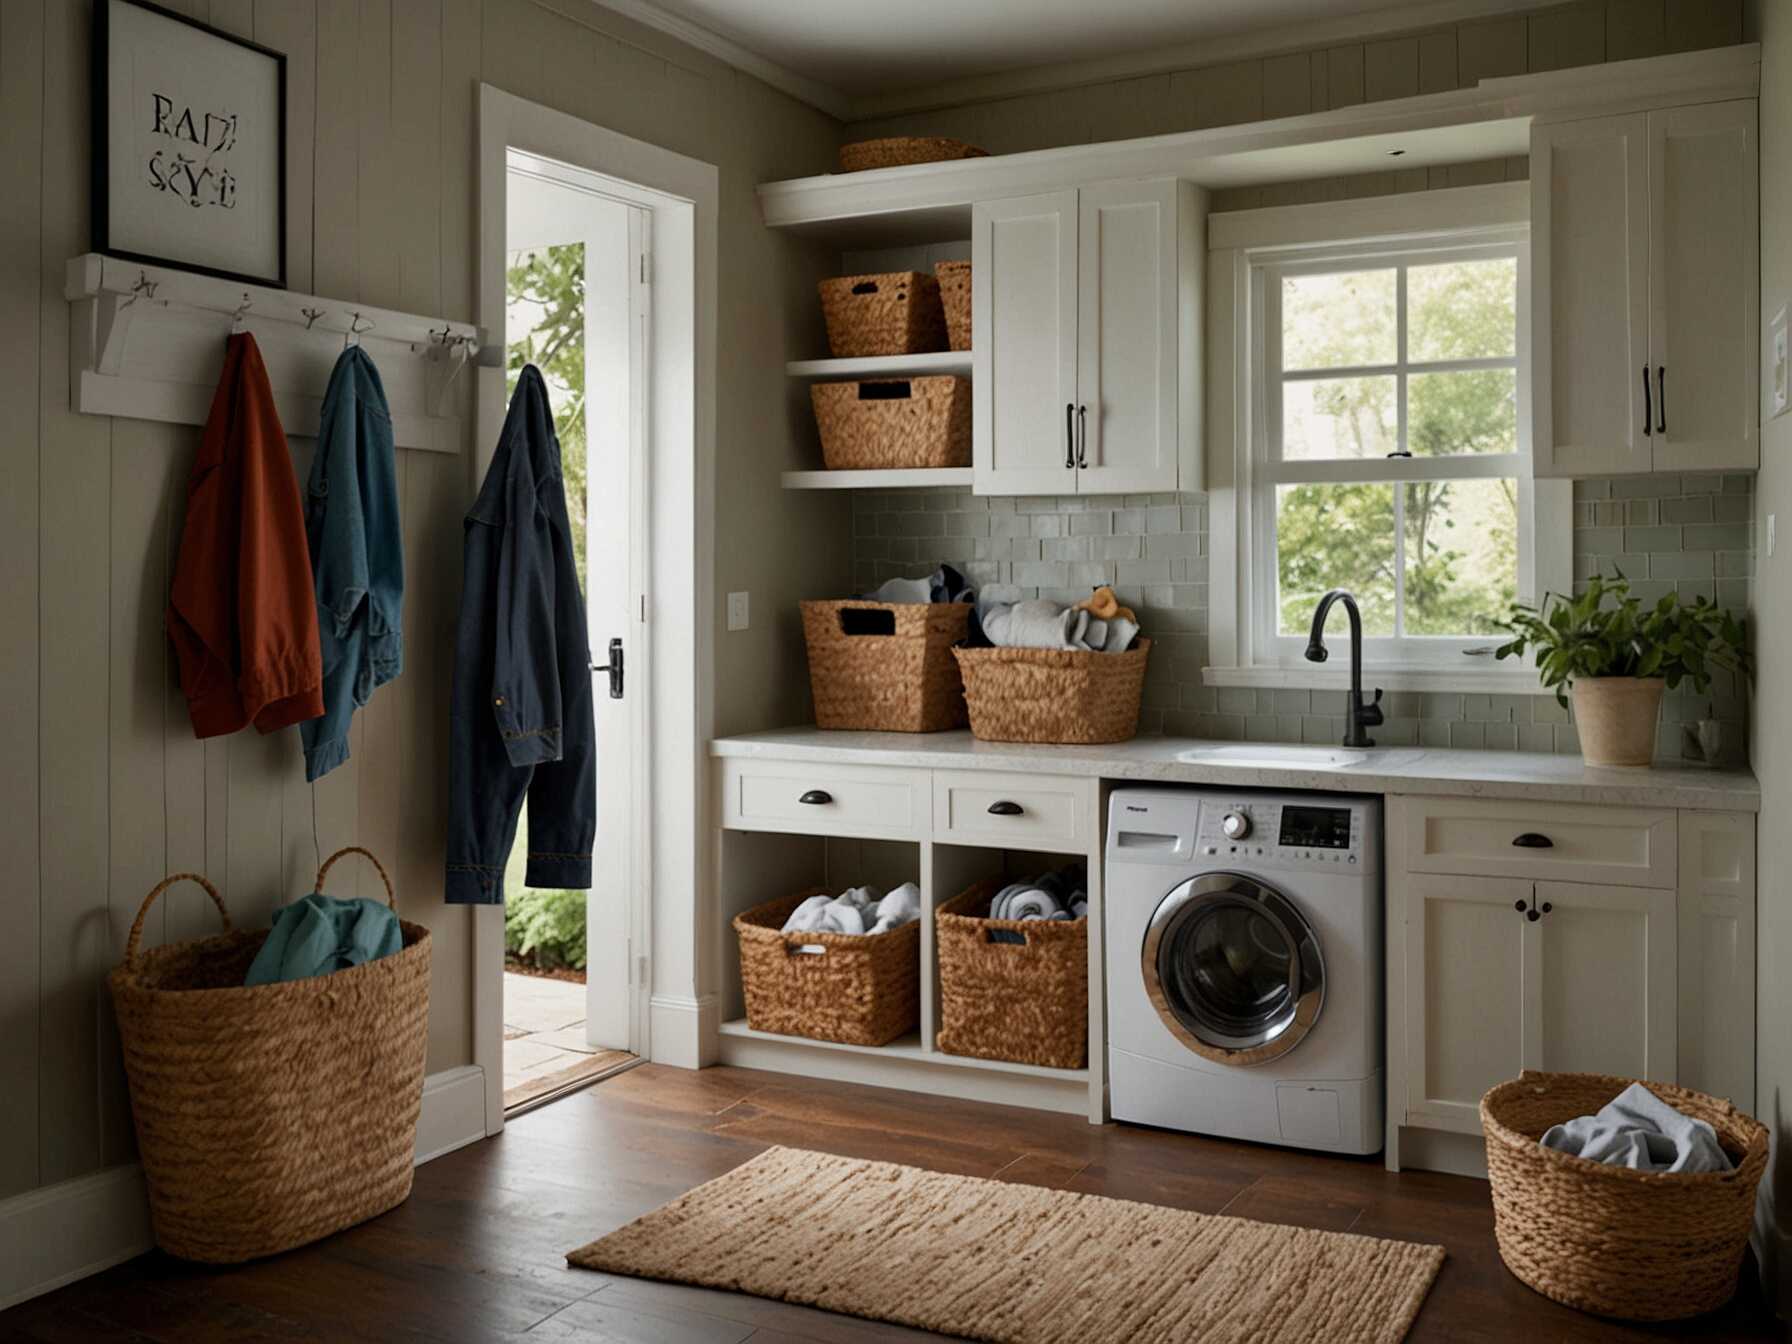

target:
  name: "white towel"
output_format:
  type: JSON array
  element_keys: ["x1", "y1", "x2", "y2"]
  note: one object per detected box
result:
[
  {"x1": 868, "y1": 882, "x2": 921, "y2": 934},
  {"x1": 1540, "y1": 1082, "x2": 1733, "y2": 1173},
  {"x1": 979, "y1": 598, "x2": 1140, "y2": 654}
]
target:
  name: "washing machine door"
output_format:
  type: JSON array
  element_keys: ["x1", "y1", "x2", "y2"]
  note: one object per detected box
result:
[{"x1": 1141, "y1": 872, "x2": 1325, "y2": 1067}]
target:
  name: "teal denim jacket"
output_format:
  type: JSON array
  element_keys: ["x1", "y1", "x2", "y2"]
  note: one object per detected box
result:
[{"x1": 301, "y1": 348, "x2": 403, "y2": 780}]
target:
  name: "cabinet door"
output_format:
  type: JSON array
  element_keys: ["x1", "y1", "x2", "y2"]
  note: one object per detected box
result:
[
  {"x1": 1531, "y1": 114, "x2": 1651, "y2": 477},
  {"x1": 1677, "y1": 811, "x2": 1755, "y2": 1110},
  {"x1": 973, "y1": 192, "x2": 1079, "y2": 496},
  {"x1": 1647, "y1": 100, "x2": 1758, "y2": 473},
  {"x1": 1534, "y1": 880, "x2": 1676, "y2": 1084},
  {"x1": 1075, "y1": 180, "x2": 1180, "y2": 494},
  {"x1": 1404, "y1": 874, "x2": 1531, "y2": 1135}
]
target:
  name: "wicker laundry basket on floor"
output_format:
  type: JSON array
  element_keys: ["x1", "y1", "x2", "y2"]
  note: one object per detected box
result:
[
  {"x1": 954, "y1": 640, "x2": 1151, "y2": 744},
  {"x1": 801, "y1": 599, "x2": 969, "y2": 732},
  {"x1": 733, "y1": 890, "x2": 921, "y2": 1047},
  {"x1": 108, "y1": 848, "x2": 431, "y2": 1263},
  {"x1": 1480, "y1": 1070, "x2": 1768, "y2": 1322},
  {"x1": 819, "y1": 272, "x2": 947, "y2": 358},
  {"x1": 936, "y1": 877, "x2": 1088, "y2": 1069}
]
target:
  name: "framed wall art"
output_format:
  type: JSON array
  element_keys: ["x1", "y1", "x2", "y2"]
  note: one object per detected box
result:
[{"x1": 93, "y1": 0, "x2": 287, "y2": 288}]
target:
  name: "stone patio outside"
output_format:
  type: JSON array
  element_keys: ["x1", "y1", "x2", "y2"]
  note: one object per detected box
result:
[{"x1": 503, "y1": 971, "x2": 630, "y2": 1107}]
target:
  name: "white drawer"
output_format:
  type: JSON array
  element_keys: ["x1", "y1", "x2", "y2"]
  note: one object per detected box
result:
[
  {"x1": 720, "y1": 759, "x2": 927, "y2": 839},
  {"x1": 1398, "y1": 796, "x2": 1676, "y2": 889},
  {"x1": 932, "y1": 770, "x2": 1094, "y2": 851}
]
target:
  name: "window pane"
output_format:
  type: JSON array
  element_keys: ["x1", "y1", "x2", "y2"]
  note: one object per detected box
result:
[
  {"x1": 1276, "y1": 483, "x2": 1397, "y2": 636},
  {"x1": 1281, "y1": 270, "x2": 1396, "y2": 370},
  {"x1": 1408, "y1": 257, "x2": 1517, "y2": 361},
  {"x1": 1281, "y1": 376, "x2": 1397, "y2": 460},
  {"x1": 1408, "y1": 369, "x2": 1518, "y2": 456},
  {"x1": 1402, "y1": 479, "x2": 1519, "y2": 636}
]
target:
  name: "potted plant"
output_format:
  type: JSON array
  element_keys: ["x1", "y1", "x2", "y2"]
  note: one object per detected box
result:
[{"x1": 1493, "y1": 574, "x2": 1751, "y2": 767}]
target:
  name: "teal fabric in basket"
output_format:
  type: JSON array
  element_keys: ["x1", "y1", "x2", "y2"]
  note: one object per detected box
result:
[{"x1": 244, "y1": 892, "x2": 402, "y2": 986}]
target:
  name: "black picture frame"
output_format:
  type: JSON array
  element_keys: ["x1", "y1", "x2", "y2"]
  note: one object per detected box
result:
[{"x1": 92, "y1": 0, "x2": 288, "y2": 289}]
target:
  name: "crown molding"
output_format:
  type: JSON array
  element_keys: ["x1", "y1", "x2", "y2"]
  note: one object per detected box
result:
[{"x1": 587, "y1": 0, "x2": 852, "y2": 119}]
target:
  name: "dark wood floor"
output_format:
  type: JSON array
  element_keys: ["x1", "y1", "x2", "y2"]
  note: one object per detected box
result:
[{"x1": 2, "y1": 1063, "x2": 1779, "y2": 1342}]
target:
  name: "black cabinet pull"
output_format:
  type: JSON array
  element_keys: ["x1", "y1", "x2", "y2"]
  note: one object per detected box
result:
[
  {"x1": 1512, "y1": 833, "x2": 1553, "y2": 849},
  {"x1": 1065, "y1": 403, "x2": 1075, "y2": 468},
  {"x1": 1641, "y1": 366, "x2": 1652, "y2": 437},
  {"x1": 987, "y1": 800, "x2": 1024, "y2": 816},
  {"x1": 798, "y1": 789, "x2": 832, "y2": 806},
  {"x1": 1656, "y1": 366, "x2": 1666, "y2": 434},
  {"x1": 1076, "y1": 404, "x2": 1088, "y2": 468}
]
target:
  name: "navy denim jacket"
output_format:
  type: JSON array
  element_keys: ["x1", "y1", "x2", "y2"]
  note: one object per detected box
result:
[
  {"x1": 301, "y1": 347, "x2": 403, "y2": 781},
  {"x1": 445, "y1": 366, "x2": 595, "y2": 904}
]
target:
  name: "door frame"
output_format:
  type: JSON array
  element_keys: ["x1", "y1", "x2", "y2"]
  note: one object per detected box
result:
[{"x1": 475, "y1": 85, "x2": 718, "y2": 1135}]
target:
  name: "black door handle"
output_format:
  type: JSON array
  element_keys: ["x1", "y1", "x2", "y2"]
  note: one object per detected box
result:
[
  {"x1": 590, "y1": 637, "x2": 624, "y2": 699},
  {"x1": 798, "y1": 789, "x2": 833, "y2": 805},
  {"x1": 1512, "y1": 833, "x2": 1553, "y2": 849},
  {"x1": 1076, "y1": 404, "x2": 1088, "y2": 468},
  {"x1": 1065, "y1": 403, "x2": 1075, "y2": 468},
  {"x1": 1641, "y1": 366, "x2": 1651, "y2": 437},
  {"x1": 987, "y1": 800, "x2": 1024, "y2": 816},
  {"x1": 1656, "y1": 366, "x2": 1666, "y2": 434}
]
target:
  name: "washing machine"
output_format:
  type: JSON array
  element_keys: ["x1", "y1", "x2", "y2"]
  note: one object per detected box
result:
[{"x1": 1106, "y1": 787, "x2": 1383, "y2": 1154}]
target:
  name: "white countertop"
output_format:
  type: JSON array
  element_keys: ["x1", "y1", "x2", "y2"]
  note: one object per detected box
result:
[{"x1": 710, "y1": 728, "x2": 1759, "y2": 812}]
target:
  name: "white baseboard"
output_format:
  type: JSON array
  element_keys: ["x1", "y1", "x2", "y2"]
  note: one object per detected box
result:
[
  {"x1": 649, "y1": 993, "x2": 720, "y2": 1068},
  {"x1": 0, "y1": 1065, "x2": 488, "y2": 1312},
  {"x1": 1753, "y1": 1182, "x2": 1792, "y2": 1320}
]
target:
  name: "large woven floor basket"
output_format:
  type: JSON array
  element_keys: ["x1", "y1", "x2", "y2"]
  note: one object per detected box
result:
[
  {"x1": 733, "y1": 890, "x2": 920, "y2": 1047},
  {"x1": 954, "y1": 639, "x2": 1150, "y2": 744},
  {"x1": 802, "y1": 599, "x2": 969, "y2": 732},
  {"x1": 1480, "y1": 1070, "x2": 1768, "y2": 1322},
  {"x1": 108, "y1": 848, "x2": 431, "y2": 1263},
  {"x1": 936, "y1": 878, "x2": 1087, "y2": 1069}
]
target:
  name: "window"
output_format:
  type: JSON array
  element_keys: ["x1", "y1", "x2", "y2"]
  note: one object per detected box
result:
[{"x1": 1208, "y1": 189, "x2": 1570, "y2": 688}]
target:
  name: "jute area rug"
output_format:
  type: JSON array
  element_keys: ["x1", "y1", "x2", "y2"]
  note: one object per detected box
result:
[{"x1": 567, "y1": 1146, "x2": 1445, "y2": 1343}]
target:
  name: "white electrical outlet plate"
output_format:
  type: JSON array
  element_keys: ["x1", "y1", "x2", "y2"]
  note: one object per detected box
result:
[
  {"x1": 1767, "y1": 514, "x2": 1776, "y2": 560},
  {"x1": 726, "y1": 591, "x2": 750, "y2": 631}
]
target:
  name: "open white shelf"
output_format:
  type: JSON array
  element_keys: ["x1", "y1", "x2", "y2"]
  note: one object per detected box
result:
[
  {"x1": 718, "y1": 1019, "x2": 1089, "y2": 1082},
  {"x1": 781, "y1": 466, "x2": 971, "y2": 490},
  {"x1": 787, "y1": 350, "x2": 971, "y2": 379}
]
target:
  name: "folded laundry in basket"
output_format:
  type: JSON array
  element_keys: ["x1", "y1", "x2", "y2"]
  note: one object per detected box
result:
[
  {"x1": 990, "y1": 866, "x2": 1088, "y2": 922},
  {"x1": 244, "y1": 891, "x2": 402, "y2": 986},
  {"x1": 1539, "y1": 1081, "x2": 1733, "y2": 1173},
  {"x1": 977, "y1": 596, "x2": 1138, "y2": 654},
  {"x1": 781, "y1": 882, "x2": 922, "y2": 937},
  {"x1": 862, "y1": 564, "x2": 974, "y2": 607}
]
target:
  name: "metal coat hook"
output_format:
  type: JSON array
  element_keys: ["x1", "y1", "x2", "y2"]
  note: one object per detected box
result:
[
  {"x1": 230, "y1": 293, "x2": 253, "y2": 333},
  {"x1": 344, "y1": 312, "x2": 374, "y2": 348},
  {"x1": 122, "y1": 272, "x2": 162, "y2": 310},
  {"x1": 301, "y1": 306, "x2": 327, "y2": 331}
]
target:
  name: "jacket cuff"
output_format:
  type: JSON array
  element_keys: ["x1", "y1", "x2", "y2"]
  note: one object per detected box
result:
[
  {"x1": 445, "y1": 862, "x2": 505, "y2": 905},
  {"x1": 491, "y1": 697, "x2": 563, "y2": 767},
  {"x1": 526, "y1": 851, "x2": 592, "y2": 890}
]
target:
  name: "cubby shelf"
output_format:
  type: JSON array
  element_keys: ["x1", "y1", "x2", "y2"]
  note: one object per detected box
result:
[
  {"x1": 717, "y1": 1019, "x2": 1089, "y2": 1082},
  {"x1": 786, "y1": 350, "x2": 970, "y2": 379},
  {"x1": 780, "y1": 466, "x2": 972, "y2": 490}
]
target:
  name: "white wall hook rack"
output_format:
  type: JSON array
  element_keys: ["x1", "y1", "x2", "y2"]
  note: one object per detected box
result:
[{"x1": 65, "y1": 253, "x2": 487, "y2": 454}]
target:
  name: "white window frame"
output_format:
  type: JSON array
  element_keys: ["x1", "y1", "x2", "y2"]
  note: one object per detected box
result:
[{"x1": 1206, "y1": 183, "x2": 1572, "y2": 693}]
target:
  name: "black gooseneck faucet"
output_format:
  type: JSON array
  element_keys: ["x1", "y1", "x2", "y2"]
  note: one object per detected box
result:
[{"x1": 1304, "y1": 588, "x2": 1384, "y2": 748}]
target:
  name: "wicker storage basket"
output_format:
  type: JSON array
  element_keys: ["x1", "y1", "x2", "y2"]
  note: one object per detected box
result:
[
  {"x1": 811, "y1": 376, "x2": 971, "y2": 471},
  {"x1": 936, "y1": 878, "x2": 1087, "y2": 1069},
  {"x1": 733, "y1": 890, "x2": 921, "y2": 1047},
  {"x1": 801, "y1": 599, "x2": 969, "y2": 732},
  {"x1": 1480, "y1": 1070, "x2": 1768, "y2": 1322},
  {"x1": 935, "y1": 260, "x2": 972, "y2": 352},
  {"x1": 954, "y1": 639, "x2": 1150, "y2": 744},
  {"x1": 108, "y1": 849, "x2": 431, "y2": 1264},
  {"x1": 837, "y1": 136, "x2": 989, "y2": 173},
  {"x1": 819, "y1": 272, "x2": 947, "y2": 358}
]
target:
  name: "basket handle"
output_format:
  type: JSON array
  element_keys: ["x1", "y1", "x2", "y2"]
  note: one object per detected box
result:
[
  {"x1": 851, "y1": 280, "x2": 879, "y2": 295},
  {"x1": 124, "y1": 873, "x2": 230, "y2": 970},
  {"x1": 314, "y1": 846, "x2": 397, "y2": 910}
]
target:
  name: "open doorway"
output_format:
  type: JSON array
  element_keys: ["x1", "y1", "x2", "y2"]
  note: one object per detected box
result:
[{"x1": 498, "y1": 151, "x2": 649, "y2": 1113}]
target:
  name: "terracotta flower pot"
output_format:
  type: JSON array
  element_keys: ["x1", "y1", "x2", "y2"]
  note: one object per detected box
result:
[{"x1": 1570, "y1": 677, "x2": 1665, "y2": 767}]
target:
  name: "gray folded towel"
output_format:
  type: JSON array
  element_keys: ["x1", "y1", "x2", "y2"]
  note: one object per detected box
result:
[
  {"x1": 1539, "y1": 1082, "x2": 1733, "y2": 1173},
  {"x1": 978, "y1": 597, "x2": 1138, "y2": 653}
]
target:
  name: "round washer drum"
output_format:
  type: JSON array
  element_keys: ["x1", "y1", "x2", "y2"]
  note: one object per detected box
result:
[{"x1": 1140, "y1": 872, "x2": 1325, "y2": 1067}]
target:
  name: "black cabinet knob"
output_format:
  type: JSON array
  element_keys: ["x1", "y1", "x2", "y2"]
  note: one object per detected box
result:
[
  {"x1": 1541, "y1": 902, "x2": 1553, "y2": 915},
  {"x1": 1512, "y1": 833, "x2": 1553, "y2": 849},
  {"x1": 1514, "y1": 899, "x2": 1528, "y2": 912},
  {"x1": 798, "y1": 789, "x2": 833, "y2": 805},
  {"x1": 987, "y1": 800, "x2": 1024, "y2": 816}
]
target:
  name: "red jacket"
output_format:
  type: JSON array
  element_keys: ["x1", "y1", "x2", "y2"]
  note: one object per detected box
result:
[{"x1": 168, "y1": 333, "x2": 324, "y2": 737}]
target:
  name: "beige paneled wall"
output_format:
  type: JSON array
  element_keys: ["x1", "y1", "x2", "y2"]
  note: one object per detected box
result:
[
  {"x1": 843, "y1": 0, "x2": 1743, "y2": 157},
  {"x1": 0, "y1": 0, "x2": 843, "y2": 1201}
]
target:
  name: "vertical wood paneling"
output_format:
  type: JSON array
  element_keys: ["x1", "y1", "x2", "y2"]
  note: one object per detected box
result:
[
  {"x1": 36, "y1": 0, "x2": 110, "y2": 1186},
  {"x1": 1529, "y1": 0, "x2": 1606, "y2": 72},
  {"x1": 160, "y1": 429, "x2": 211, "y2": 944},
  {"x1": 1417, "y1": 29, "x2": 1459, "y2": 93},
  {"x1": 1261, "y1": 52, "x2": 1311, "y2": 119},
  {"x1": 440, "y1": 0, "x2": 478, "y2": 324},
  {"x1": 0, "y1": 0, "x2": 47, "y2": 1201},
  {"x1": 256, "y1": 1, "x2": 318, "y2": 300},
  {"x1": 1364, "y1": 37, "x2": 1419, "y2": 102},
  {"x1": 1608, "y1": 0, "x2": 1667, "y2": 59}
]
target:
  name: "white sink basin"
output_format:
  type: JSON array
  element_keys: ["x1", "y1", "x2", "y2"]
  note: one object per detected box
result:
[{"x1": 1174, "y1": 744, "x2": 1370, "y2": 769}]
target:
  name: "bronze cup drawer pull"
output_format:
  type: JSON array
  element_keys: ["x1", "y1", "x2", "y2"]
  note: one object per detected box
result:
[
  {"x1": 1511, "y1": 833, "x2": 1554, "y2": 849},
  {"x1": 798, "y1": 789, "x2": 833, "y2": 806},
  {"x1": 987, "y1": 800, "x2": 1025, "y2": 816}
]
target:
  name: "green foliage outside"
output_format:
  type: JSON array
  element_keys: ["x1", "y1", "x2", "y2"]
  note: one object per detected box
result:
[
  {"x1": 1276, "y1": 258, "x2": 1519, "y2": 638},
  {"x1": 506, "y1": 243, "x2": 590, "y2": 592},
  {"x1": 1494, "y1": 573, "x2": 1753, "y2": 707},
  {"x1": 505, "y1": 887, "x2": 588, "y2": 972}
]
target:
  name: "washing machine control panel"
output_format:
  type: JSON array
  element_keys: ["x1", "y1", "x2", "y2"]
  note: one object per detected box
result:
[{"x1": 1195, "y1": 799, "x2": 1368, "y2": 870}]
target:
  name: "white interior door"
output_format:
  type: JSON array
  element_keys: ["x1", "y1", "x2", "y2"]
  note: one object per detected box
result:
[
  {"x1": 1076, "y1": 179, "x2": 1179, "y2": 494},
  {"x1": 1647, "y1": 100, "x2": 1758, "y2": 473},
  {"x1": 1530, "y1": 113, "x2": 1650, "y2": 477},
  {"x1": 973, "y1": 191, "x2": 1079, "y2": 496}
]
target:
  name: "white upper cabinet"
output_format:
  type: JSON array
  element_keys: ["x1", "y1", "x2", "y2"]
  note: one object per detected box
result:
[
  {"x1": 1532, "y1": 99, "x2": 1758, "y2": 477},
  {"x1": 974, "y1": 179, "x2": 1202, "y2": 495}
]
